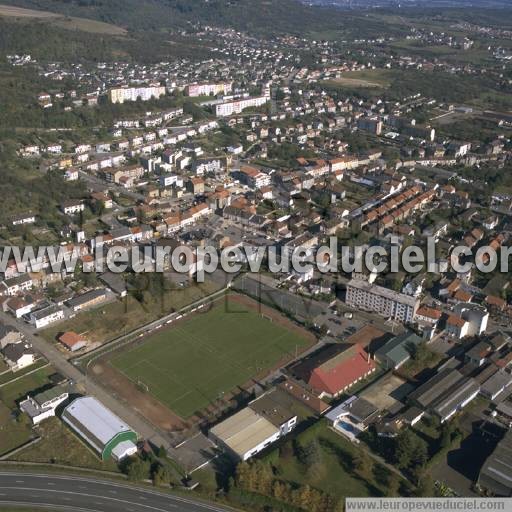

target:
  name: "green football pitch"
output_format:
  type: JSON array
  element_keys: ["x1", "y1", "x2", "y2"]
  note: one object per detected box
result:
[{"x1": 110, "y1": 299, "x2": 311, "y2": 418}]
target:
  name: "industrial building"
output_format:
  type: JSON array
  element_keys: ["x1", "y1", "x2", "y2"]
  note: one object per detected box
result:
[
  {"x1": 209, "y1": 389, "x2": 297, "y2": 461},
  {"x1": 408, "y1": 368, "x2": 480, "y2": 423},
  {"x1": 479, "y1": 429, "x2": 512, "y2": 496},
  {"x1": 62, "y1": 397, "x2": 137, "y2": 461}
]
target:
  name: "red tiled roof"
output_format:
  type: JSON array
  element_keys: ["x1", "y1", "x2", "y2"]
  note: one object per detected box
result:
[{"x1": 308, "y1": 344, "x2": 375, "y2": 395}]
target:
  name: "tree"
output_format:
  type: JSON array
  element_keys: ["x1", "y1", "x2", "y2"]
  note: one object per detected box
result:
[
  {"x1": 126, "y1": 458, "x2": 151, "y2": 482},
  {"x1": 152, "y1": 464, "x2": 172, "y2": 487},
  {"x1": 157, "y1": 445, "x2": 167, "y2": 458},
  {"x1": 394, "y1": 430, "x2": 428, "y2": 472}
]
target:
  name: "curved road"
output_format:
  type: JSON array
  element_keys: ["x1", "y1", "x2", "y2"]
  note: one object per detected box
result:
[{"x1": 0, "y1": 472, "x2": 231, "y2": 512}]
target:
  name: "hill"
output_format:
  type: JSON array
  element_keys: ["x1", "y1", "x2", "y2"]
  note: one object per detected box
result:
[
  {"x1": 0, "y1": 0, "x2": 344, "y2": 34},
  {"x1": 0, "y1": 3, "x2": 126, "y2": 34}
]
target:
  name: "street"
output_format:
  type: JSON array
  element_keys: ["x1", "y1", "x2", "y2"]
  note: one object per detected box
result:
[{"x1": 0, "y1": 472, "x2": 231, "y2": 512}]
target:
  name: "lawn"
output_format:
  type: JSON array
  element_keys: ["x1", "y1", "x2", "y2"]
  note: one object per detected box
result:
[
  {"x1": 0, "y1": 359, "x2": 48, "y2": 386},
  {"x1": 110, "y1": 300, "x2": 312, "y2": 418},
  {"x1": 0, "y1": 367, "x2": 55, "y2": 409},
  {"x1": 0, "y1": 401, "x2": 34, "y2": 457}
]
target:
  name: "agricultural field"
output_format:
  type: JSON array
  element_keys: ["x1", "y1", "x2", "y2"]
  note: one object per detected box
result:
[{"x1": 108, "y1": 295, "x2": 314, "y2": 419}]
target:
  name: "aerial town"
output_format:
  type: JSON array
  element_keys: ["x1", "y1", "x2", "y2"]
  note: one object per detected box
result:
[{"x1": 0, "y1": 1, "x2": 512, "y2": 511}]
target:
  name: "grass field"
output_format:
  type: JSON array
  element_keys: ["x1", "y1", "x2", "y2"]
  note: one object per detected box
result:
[
  {"x1": 12, "y1": 417, "x2": 119, "y2": 472},
  {"x1": 0, "y1": 367, "x2": 54, "y2": 409},
  {"x1": 110, "y1": 299, "x2": 312, "y2": 419},
  {"x1": 0, "y1": 4, "x2": 127, "y2": 34},
  {"x1": 0, "y1": 401, "x2": 33, "y2": 456},
  {"x1": 324, "y1": 69, "x2": 393, "y2": 89}
]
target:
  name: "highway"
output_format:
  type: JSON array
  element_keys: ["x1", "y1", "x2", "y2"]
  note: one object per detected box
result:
[{"x1": 0, "y1": 472, "x2": 231, "y2": 512}]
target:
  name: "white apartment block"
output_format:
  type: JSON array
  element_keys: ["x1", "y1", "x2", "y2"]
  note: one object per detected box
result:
[
  {"x1": 109, "y1": 86, "x2": 166, "y2": 104},
  {"x1": 346, "y1": 279, "x2": 419, "y2": 323},
  {"x1": 186, "y1": 82, "x2": 232, "y2": 97},
  {"x1": 216, "y1": 95, "x2": 270, "y2": 117}
]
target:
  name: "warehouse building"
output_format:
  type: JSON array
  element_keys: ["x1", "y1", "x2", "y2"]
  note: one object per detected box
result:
[
  {"x1": 408, "y1": 368, "x2": 480, "y2": 423},
  {"x1": 62, "y1": 397, "x2": 137, "y2": 461},
  {"x1": 209, "y1": 389, "x2": 297, "y2": 461},
  {"x1": 479, "y1": 429, "x2": 512, "y2": 496}
]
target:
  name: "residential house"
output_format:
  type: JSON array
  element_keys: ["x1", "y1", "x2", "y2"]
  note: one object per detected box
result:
[
  {"x1": 1, "y1": 343, "x2": 35, "y2": 371},
  {"x1": 20, "y1": 386, "x2": 69, "y2": 425}
]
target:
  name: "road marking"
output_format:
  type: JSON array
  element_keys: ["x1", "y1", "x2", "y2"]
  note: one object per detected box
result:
[
  {"x1": 0, "y1": 474, "x2": 228, "y2": 511},
  {"x1": 0, "y1": 487, "x2": 177, "y2": 511}
]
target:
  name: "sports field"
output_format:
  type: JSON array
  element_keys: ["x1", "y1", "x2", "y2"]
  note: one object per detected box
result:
[{"x1": 110, "y1": 297, "x2": 312, "y2": 419}]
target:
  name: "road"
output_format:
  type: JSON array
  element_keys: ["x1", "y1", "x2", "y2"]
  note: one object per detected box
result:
[{"x1": 0, "y1": 472, "x2": 231, "y2": 512}]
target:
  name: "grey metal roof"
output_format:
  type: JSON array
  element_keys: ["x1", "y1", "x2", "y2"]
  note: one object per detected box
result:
[
  {"x1": 67, "y1": 289, "x2": 107, "y2": 308},
  {"x1": 375, "y1": 331, "x2": 422, "y2": 366},
  {"x1": 479, "y1": 430, "x2": 512, "y2": 496},
  {"x1": 63, "y1": 397, "x2": 134, "y2": 447}
]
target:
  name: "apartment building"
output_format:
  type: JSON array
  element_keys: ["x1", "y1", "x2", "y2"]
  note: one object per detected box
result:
[
  {"x1": 216, "y1": 95, "x2": 270, "y2": 117},
  {"x1": 235, "y1": 165, "x2": 271, "y2": 189},
  {"x1": 346, "y1": 279, "x2": 419, "y2": 323},
  {"x1": 185, "y1": 82, "x2": 232, "y2": 97},
  {"x1": 108, "y1": 86, "x2": 166, "y2": 104}
]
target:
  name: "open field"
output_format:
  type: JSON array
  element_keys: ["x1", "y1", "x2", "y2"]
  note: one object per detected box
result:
[
  {"x1": 95, "y1": 294, "x2": 315, "y2": 423},
  {"x1": 0, "y1": 4, "x2": 127, "y2": 34},
  {"x1": 326, "y1": 69, "x2": 393, "y2": 89},
  {"x1": 41, "y1": 281, "x2": 221, "y2": 346},
  {"x1": 11, "y1": 417, "x2": 119, "y2": 472}
]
